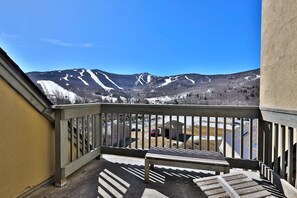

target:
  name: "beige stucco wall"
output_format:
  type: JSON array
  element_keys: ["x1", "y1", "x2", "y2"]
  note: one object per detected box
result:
[
  {"x1": 260, "y1": 0, "x2": 297, "y2": 110},
  {"x1": 0, "y1": 77, "x2": 55, "y2": 197}
]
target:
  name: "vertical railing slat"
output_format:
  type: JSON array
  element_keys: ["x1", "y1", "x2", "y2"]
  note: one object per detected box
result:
[
  {"x1": 223, "y1": 117, "x2": 226, "y2": 157},
  {"x1": 249, "y1": 118, "x2": 253, "y2": 160},
  {"x1": 162, "y1": 115, "x2": 165, "y2": 148},
  {"x1": 280, "y1": 125, "x2": 286, "y2": 178},
  {"x1": 129, "y1": 114, "x2": 132, "y2": 149},
  {"x1": 76, "y1": 117, "x2": 80, "y2": 158},
  {"x1": 169, "y1": 115, "x2": 172, "y2": 148},
  {"x1": 191, "y1": 116, "x2": 194, "y2": 150},
  {"x1": 273, "y1": 123, "x2": 279, "y2": 174},
  {"x1": 258, "y1": 119, "x2": 263, "y2": 161},
  {"x1": 111, "y1": 113, "x2": 114, "y2": 146},
  {"x1": 232, "y1": 117, "x2": 235, "y2": 158},
  {"x1": 82, "y1": 116, "x2": 86, "y2": 155},
  {"x1": 123, "y1": 113, "x2": 126, "y2": 148},
  {"x1": 87, "y1": 115, "x2": 90, "y2": 153},
  {"x1": 142, "y1": 114, "x2": 145, "y2": 150},
  {"x1": 92, "y1": 114, "x2": 99, "y2": 150},
  {"x1": 92, "y1": 115, "x2": 95, "y2": 150},
  {"x1": 207, "y1": 117, "x2": 210, "y2": 151},
  {"x1": 215, "y1": 117, "x2": 218, "y2": 152},
  {"x1": 104, "y1": 113, "x2": 108, "y2": 146},
  {"x1": 71, "y1": 118, "x2": 75, "y2": 161},
  {"x1": 98, "y1": 113, "x2": 102, "y2": 148},
  {"x1": 240, "y1": 118, "x2": 244, "y2": 158},
  {"x1": 176, "y1": 116, "x2": 179, "y2": 149},
  {"x1": 287, "y1": 127, "x2": 293, "y2": 185},
  {"x1": 267, "y1": 122, "x2": 272, "y2": 168},
  {"x1": 148, "y1": 114, "x2": 151, "y2": 149},
  {"x1": 117, "y1": 113, "x2": 120, "y2": 147},
  {"x1": 184, "y1": 116, "x2": 187, "y2": 149},
  {"x1": 155, "y1": 115, "x2": 158, "y2": 147},
  {"x1": 199, "y1": 116, "x2": 202, "y2": 150},
  {"x1": 135, "y1": 114, "x2": 138, "y2": 149}
]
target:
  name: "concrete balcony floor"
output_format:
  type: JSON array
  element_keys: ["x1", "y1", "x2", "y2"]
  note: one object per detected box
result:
[{"x1": 26, "y1": 155, "x2": 285, "y2": 198}]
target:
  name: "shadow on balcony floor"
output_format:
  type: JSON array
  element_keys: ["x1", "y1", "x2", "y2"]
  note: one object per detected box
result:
[
  {"x1": 26, "y1": 155, "x2": 286, "y2": 198},
  {"x1": 27, "y1": 155, "x2": 210, "y2": 198}
]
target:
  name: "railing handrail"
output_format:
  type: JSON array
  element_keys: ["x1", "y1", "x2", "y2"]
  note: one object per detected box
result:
[{"x1": 52, "y1": 103, "x2": 260, "y2": 119}]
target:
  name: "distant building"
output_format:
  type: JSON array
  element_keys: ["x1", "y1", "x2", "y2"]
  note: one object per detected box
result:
[
  {"x1": 163, "y1": 120, "x2": 184, "y2": 139},
  {"x1": 103, "y1": 121, "x2": 130, "y2": 146}
]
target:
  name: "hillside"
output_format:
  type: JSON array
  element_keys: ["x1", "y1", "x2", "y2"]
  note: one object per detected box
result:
[{"x1": 27, "y1": 68, "x2": 260, "y2": 105}]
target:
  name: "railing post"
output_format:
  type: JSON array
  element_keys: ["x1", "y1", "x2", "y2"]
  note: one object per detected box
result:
[
  {"x1": 258, "y1": 119, "x2": 263, "y2": 162},
  {"x1": 55, "y1": 109, "x2": 68, "y2": 187}
]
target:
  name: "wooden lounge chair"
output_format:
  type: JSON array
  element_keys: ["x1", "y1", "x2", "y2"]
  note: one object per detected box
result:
[{"x1": 193, "y1": 172, "x2": 271, "y2": 198}]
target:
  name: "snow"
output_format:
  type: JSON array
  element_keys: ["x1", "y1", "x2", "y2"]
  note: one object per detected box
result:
[
  {"x1": 185, "y1": 76, "x2": 195, "y2": 84},
  {"x1": 79, "y1": 69, "x2": 85, "y2": 76},
  {"x1": 245, "y1": 75, "x2": 260, "y2": 81},
  {"x1": 135, "y1": 74, "x2": 145, "y2": 85},
  {"x1": 86, "y1": 69, "x2": 114, "y2": 92},
  {"x1": 77, "y1": 69, "x2": 89, "y2": 85},
  {"x1": 66, "y1": 83, "x2": 69, "y2": 86},
  {"x1": 61, "y1": 74, "x2": 69, "y2": 81},
  {"x1": 207, "y1": 89, "x2": 211, "y2": 93},
  {"x1": 147, "y1": 75, "x2": 152, "y2": 83},
  {"x1": 178, "y1": 92, "x2": 188, "y2": 99},
  {"x1": 136, "y1": 74, "x2": 152, "y2": 85},
  {"x1": 146, "y1": 96, "x2": 173, "y2": 104},
  {"x1": 78, "y1": 76, "x2": 89, "y2": 86},
  {"x1": 205, "y1": 76, "x2": 211, "y2": 83},
  {"x1": 157, "y1": 77, "x2": 177, "y2": 88},
  {"x1": 100, "y1": 95, "x2": 127, "y2": 103},
  {"x1": 99, "y1": 72, "x2": 123, "y2": 90},
  {"x1": 193, "y1": 136, "x2": 222, "y2": 141},
  {"x1": 253, "y1": 75, "x2": 260, "y2": 80},
  {"x1": 120, "y1": 96, "x2": 127, "y2": 102},
  {"x1": 37, "y1": 80, "x2": 81, "y2": 104}
]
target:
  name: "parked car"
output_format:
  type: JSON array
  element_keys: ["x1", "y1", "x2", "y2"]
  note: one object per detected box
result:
[{"x1": 151, "y1": 128, "x2": 161, "y2": 137}]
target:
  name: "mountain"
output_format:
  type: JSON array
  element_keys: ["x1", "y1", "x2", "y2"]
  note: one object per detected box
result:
[{"x1": 26, "y1": 68, "x2": 260, "y2": 105}]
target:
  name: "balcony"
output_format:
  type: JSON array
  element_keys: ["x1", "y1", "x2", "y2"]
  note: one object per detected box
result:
[{"x1": 30, "y1": 104, "x2": 297, "y2": 197}]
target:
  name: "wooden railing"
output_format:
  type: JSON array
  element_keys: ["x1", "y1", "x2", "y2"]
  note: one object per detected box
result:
[
  {"x1": 52, "y1": 103, "x2": 297, "y2": 196},
  {"x1": 259, "y1": 107, "x2": 297, "y2": 197},
  {"x1": 54, "y1": 104, "x2": 102, "y2": 187},
  {"x1": 53, "y1": 103, "x2": 260, "y2": 186},
  {"x1": 100, "y1": 104, "x2": 260, "y2": 161}
]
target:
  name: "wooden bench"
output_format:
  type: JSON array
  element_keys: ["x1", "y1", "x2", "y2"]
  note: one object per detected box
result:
[
  {"x1": 144, "y1": 147, "x2": 230, "y2": 183},
  {"x1": 193, "y1": 172, "x2": 271, "y2": 198}
]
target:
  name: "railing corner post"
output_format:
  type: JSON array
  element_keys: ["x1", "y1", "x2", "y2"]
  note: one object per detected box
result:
[{"x1": 54, "y1": 109, "x2": 68, "y2": 187}]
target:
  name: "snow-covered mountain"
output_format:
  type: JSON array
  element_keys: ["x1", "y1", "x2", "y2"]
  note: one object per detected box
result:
[{"x1": 27, "y1": 68, "x2": 260, "y2": 105}]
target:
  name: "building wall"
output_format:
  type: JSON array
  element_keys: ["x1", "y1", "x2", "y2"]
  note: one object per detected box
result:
[
  {"x1": 260, "y1": 0, "x2": 297, "y2": 110},
  {"x1": 0, "y1": 77, "x2": 55, "y2": 197}
]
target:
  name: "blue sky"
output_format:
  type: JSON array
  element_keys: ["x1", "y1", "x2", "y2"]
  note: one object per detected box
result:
[{"x1": 0, "y1": 0, "x2": 261, "y2": 76}]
